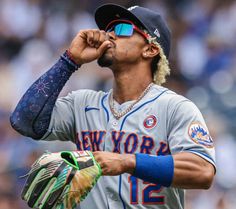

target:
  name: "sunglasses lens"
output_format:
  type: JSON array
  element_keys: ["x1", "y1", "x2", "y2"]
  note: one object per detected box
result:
[{"x1": 114, "y1": 23, "x2": 134, "y2": 36}]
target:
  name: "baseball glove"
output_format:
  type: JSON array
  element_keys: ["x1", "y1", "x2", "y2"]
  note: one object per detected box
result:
[{"x1": 21, "y1": 150, "x2": 101, "y2": 209}]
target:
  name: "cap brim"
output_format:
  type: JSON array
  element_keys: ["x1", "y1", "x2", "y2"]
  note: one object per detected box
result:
[{"x1": 95, "y1": 4, "x2": 145, "y2": 30}]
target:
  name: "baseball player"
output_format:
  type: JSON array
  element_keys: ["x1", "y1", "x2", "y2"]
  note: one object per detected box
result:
[{"x1": 10, "y1": 3, "x2": 216, "y2": 209}]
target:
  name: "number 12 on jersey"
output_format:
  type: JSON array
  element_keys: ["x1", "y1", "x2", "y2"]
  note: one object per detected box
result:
[{"x1": 128, "y1": 175, "x2": 165, "y2": 205}]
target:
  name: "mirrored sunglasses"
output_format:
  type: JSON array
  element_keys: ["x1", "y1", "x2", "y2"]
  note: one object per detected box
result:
[{"x1": 105, "y1": 20, "x2": 149, "y2": 40}]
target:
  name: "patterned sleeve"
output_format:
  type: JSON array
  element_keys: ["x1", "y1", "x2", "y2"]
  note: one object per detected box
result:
[
  {"x1": 167, "y1": 97, "x2": 216, "y2": 168},
  {"x1": 10, "y1": 51, "x2": 79, "y2": 139}
]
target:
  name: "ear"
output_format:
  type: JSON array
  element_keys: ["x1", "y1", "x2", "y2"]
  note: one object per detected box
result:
[{"x1": 142, "y1": 44, "x2": 159, "y2": 59}]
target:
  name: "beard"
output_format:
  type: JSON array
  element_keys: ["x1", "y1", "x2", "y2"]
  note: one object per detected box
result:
[{"x1": 97, "y1": 52, "x2": 113, "y2": 67}]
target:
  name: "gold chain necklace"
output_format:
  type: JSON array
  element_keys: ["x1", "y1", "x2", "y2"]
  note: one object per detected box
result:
[{"x1": 109, "y1": 83, "x2": 154, "y2": 120}]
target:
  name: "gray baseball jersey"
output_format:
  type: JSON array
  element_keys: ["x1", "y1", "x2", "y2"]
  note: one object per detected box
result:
[{"x1": 42, "y1": 84, "x2": 216, "y2": 209}]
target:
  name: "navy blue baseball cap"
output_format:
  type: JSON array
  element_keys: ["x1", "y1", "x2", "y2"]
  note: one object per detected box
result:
[{"x1": 95, "y1": 4, "x2": 171, "y2": 58}]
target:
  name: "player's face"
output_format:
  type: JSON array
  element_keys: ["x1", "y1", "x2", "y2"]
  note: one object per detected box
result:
[{"x1": 97, "y1": 20, "x2": 148, "y2": 68}]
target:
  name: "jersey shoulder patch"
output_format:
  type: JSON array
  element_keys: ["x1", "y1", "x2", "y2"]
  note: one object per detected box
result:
[{"x1": 188, "y1": 122, "x2": 214, "y2": 148}]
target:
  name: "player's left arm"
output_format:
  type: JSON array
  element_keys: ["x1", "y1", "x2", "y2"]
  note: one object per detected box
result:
[
  {"x1": 93, "y1": 151, "x2": 215, "y2": 189},
  {"x1": 171, "y1": 151, "x2": 215, "y2": 189},
  {"x1": 93, "y1": 98, "x2": 216, "y2": 189}
]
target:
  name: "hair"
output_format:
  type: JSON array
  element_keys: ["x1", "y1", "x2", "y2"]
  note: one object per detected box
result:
[
  {"x1": 143, "y1": 29, "x2": 171, "y2": 85},
  {"x1": 151, "y1": 41, "x2": 171, "y2": 85}
]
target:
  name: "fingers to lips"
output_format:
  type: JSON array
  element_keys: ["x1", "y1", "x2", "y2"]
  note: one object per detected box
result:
[{"x1": 86, "y1": 30, "x2": 107, "y2": 48}]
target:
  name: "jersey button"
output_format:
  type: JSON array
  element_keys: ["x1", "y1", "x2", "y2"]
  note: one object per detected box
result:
[
  {"x1": 108, "y1": 192, "x2": 119, "y2": 201},
  {"x1": 112, "y1": 121, "x2": 118, "y2": 126}
]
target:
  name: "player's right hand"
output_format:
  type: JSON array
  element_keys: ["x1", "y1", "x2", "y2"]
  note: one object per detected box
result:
[{"x1": 68, "y1": 29, "x2": 112, "y2": 65}]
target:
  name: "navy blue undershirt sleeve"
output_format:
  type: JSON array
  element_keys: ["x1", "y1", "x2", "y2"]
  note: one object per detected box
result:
[{"x1": 10, "y1": 51, "x2": 80, "y2": 139}]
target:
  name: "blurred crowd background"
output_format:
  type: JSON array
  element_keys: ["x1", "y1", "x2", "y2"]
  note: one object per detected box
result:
[{"x1": 0, "y1": 0, "x2": 236, "y2": 208}]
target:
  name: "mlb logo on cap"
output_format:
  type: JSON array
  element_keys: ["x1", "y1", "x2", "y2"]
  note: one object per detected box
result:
[{"x1": 154, "y1": 28, "x2": 161, "y2": 38}]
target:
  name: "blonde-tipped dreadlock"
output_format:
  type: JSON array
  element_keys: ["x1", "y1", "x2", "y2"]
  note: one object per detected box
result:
[
  {"x1": 153, "y1": 41, "x2": 170, "y2": 85},
  {"x1": 144, "y1": 30, "x2": 171, "y2": 85}
]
